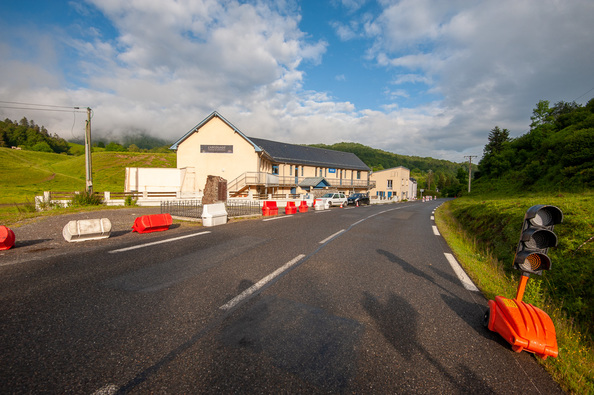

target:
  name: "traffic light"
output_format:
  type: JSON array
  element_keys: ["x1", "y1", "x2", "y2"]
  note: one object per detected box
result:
[{"x1": 513, "y1": 205, "x2": 563, "y2": 275}]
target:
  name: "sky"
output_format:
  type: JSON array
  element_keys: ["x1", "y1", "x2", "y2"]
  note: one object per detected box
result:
[{"x1": 1, "y1": 0, "x2": 593, "y2": 162}]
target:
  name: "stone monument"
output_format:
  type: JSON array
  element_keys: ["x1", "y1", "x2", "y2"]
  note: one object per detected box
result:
[{"x1": 202, "y1": 175, "x2": 227, "y2": 205}]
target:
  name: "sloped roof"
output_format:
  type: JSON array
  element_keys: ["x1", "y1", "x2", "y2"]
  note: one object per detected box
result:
[
  {"x1": 169, "y1": 111, "x2": 262, "y2": 152},
  {"x1": 248, "y1": 137, "x2": 370, "y2": 171},
  {"x1": 299, "y1": 177, "x2": 331, "y2": 188}
]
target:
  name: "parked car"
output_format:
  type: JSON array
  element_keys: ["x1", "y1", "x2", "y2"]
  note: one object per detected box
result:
[
  {"x1": 347, "y1": 193, "x2": 370, "y2": 206},
  {"x1": 320, "y1": 192, "x2": 348, "y2": 207}
]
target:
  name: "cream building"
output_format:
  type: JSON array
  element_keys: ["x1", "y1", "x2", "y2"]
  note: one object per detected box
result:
[
  {"x1": 369, "y1": 166, "x2": 411, "y2": 201},
  {"x1": 126, "y1": 111, "x2": 374, "y2": 198}
]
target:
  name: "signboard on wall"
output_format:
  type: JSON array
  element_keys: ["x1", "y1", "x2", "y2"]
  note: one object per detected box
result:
[
  {"x1": 200, "y1": 145, "x2": 233, "y2": 153},
  {"x1": 328, "y1": 168, "x2": 336, "y2": 173}
]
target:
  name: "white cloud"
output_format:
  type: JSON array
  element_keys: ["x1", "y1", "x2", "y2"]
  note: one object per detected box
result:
[{"x1": 1, "y1": 0, "x2": 593, "y2": 162}]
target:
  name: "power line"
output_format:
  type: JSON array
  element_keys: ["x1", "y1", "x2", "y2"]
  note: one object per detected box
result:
[
  {"x1": 0, "y1": 105, "x2": 87, "y2": 113},
  {"x1": 573, "y1": 86, "x2": 594, "y2": 102},
  {"x1": 0, "y1": 100, "x2": 79, "y2": 109}
]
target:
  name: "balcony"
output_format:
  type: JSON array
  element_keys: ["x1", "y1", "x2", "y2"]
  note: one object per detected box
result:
[{"x1": 229, "y1": 172, "x2": 374, "y2": 193}]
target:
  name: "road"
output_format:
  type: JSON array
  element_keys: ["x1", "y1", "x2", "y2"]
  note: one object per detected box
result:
[{"x1": 0, "y1": 201, "x2": 563, "y2": 393}]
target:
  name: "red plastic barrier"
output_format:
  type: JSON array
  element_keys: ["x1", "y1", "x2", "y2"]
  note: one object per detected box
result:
[
  {"x1": 262, "y1": 201, "x2": 278, "y2": 216},
  {"x1": 132, "y1": 213, "x2": 173, "y2": 233},
  {"x1": 0, "y1": 225, "x2": 16, "y2": 250},
  {"x1": 298, "y1": 201, "x2": 308, "y2": 213},
  {"x1": 285, "y1": 201, "x2": 297, "y2": 215}
]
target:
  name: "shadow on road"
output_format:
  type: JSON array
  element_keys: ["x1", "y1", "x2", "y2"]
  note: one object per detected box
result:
[{"x1": 361, "y1": 291, "x2": 496, "y2": 394}]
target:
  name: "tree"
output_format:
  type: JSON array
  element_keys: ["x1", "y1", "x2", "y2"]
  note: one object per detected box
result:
[
  {"x1": 530, "y1": 100, "x2": 554, "y2": 130},
  {"x1": 105, "y1": 142, "x2": 126, "y2": 152},
  {"x1": 456, "y1": 167, "x2": 467, "y2": 184},
  {"x1": 479, "y1": 126, "x2": 512, "y2": 179},
  {"x1": 483, "y1": 126, "x2": 510, "y2": 156}
]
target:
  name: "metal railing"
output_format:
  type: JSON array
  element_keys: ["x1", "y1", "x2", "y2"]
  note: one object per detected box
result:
[
  {"x1": 229, "y1": 172, "x2": 375, "y2": 192},
  {"x1": 161, "y1": 200, "x2": 203, "y2": 218},
  {"x1": 225, "y1": 200, "x2": 261, "y2": 217},
  {"x1": 228, "y1": 172, "x2": 279, "y2": 192},
  {"x1": 161, "y1": 200, "x2": 262, "y2": 219}
]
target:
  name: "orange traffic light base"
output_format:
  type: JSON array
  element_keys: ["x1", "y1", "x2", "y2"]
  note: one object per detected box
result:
[{"x1": 485, "y1": 276, "x2": 558, "y2": 359}]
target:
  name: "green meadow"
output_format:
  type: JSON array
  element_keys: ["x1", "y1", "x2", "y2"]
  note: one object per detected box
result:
[{"x1": 0, "y1": 147, "x2": 176, "y2": 223}]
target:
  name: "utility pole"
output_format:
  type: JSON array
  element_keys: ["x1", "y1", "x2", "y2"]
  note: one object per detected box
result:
[
  {"x1": 464, "y1": 155, "x2": 477, "y2": 193},
  {"x1": 84, "y1": 107, "x2": 93, "y2": 193}
]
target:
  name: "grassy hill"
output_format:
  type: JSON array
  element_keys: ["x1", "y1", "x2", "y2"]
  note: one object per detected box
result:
[{"x1": 0, "y1": 147, "x2": 176, "y2": 204}]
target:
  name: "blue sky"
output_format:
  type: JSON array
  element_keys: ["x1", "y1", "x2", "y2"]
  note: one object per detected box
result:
[{"x1": 1, "y1": 0, "x2": 593, "y2": 161}]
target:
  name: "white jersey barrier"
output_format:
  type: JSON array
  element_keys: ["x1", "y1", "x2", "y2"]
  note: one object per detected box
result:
[{"x1": 63, "y1": 218, "x2": 112, "y2": 242}]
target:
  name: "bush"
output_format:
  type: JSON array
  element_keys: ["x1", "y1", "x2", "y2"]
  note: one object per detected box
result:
[
  {"x1": 125, "y1": 195, "x2": 137, "y2": 206},
  {"x1": 70, "y1": 190, "x2": 103, "y2": 206}
]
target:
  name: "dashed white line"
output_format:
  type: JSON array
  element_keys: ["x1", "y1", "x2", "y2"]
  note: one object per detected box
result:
[
  {"x1": 319, "y1": 229, "x2": 345, "y2": 244},
  {"x1": 262, "y1": 215, "x2": 292, "y2": 222},
  {"x1": 220, "y1": 254, "x2": 306, "y2": 310},
  {"x1": 108, "y1": 231, "x2": 211, "y2": 253},
  {"x1": 444, "y1": 253, "x2": 479, "y2": 291},
  {"x1": 432, "y1": 225, "x2": 440, "y2": 236}
]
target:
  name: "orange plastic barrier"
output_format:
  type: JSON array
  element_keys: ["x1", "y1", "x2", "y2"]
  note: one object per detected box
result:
[
  {"x1": 487, "y1": 296, "x2": 558, "y2": 359},
  {"x1": 298, "y1": 201, "x2": 308, "y2": 213},
  {"x1": 262, "y1": 201, "x2": 278, "y2": 216},
  {"x1": 285, "y1": 201, "x2": 297, "y2": 215},
  {"x1": 0, "y1": 225, "x2": 15, "y2": 250},
  {"x1": 132, "y1": 213, "x2": 173, "y2": 233}
]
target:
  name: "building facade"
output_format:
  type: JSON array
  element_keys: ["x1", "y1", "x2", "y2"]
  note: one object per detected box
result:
[
  {"x1": 369, "y1": 166, "x2": 411, "y2": 201},
  {"x1": 161, "y1": 111, "x2": 373, "y2": 197}
]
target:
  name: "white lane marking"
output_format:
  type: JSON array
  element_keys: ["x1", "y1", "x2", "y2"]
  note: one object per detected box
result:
[
  {"x1": 444, "y1": 253, "x2": 479, "y2": 291},
  {"x1": 319, "y1": 229, "x2": 345, "y2": 244},
  {"x1": 431, "y1": 215, "x2": 435, "y2": 220},
  {"x1": 263, "y1": 215, "x2": 292, "y2": 222},
  {"x1": 220, "y1": 254, "x2": 306, "y2": 311},
  {"x1": 432, "y1": 225, "x2": 440, "y2": 236},
  {"x1": 108, "y1": 231, "x2": 211, "y2": 253},
  {"x1": 314, "y1": 210, "x2": 330, "y2": 213}
]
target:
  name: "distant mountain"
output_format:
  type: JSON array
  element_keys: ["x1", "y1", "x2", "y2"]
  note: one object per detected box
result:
[{"x1": 307, "y1": 142, "x2": 466, "y2": 174}]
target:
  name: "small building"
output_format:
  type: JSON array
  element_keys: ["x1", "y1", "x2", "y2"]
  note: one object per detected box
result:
[
  {"x1": 409, "y1": 177, "x2": 418, "y2": 200},
  {"x1": 369, "y1": 166, "x2": 411, "y2": 201},
  {"x1": 126, "y1": 111, "x2": 374, "y2": 198}
]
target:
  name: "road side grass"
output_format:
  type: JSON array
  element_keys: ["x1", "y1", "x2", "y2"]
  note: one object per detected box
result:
[{"x1": 435, "y1": 197, "x2": 594, "y2": 394}]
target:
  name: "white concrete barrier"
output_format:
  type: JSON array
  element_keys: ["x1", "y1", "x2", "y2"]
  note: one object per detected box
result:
[
  {"x1": 63, "y1": 218, "x2": 112, "y2": 242},
  {"x1": 202, "y1": 202, "x2": 228, "y2": 227},
  {"x1": 314, "y1": 198, "x2": 326, "y2": 211}
]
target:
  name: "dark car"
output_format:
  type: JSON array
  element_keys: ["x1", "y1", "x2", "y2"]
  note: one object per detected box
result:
[{"x1": 347, "y1": 193, "x2": 370, "y2": 206}]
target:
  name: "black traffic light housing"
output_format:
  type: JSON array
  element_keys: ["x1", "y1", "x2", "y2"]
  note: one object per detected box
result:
[{"x1": 513, "y1": 205, "x2": 563, "y2": 275}]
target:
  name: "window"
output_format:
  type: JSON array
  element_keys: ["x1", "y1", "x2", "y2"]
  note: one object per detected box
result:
[
  {"x1": 301, "y1": 166, "x2": 304, "y2": 176},
  {"x1": 387, "y1": 180, "x2": 393, "y2": 188},
  {"x1": 319, "y1": 168, "x2": 322, "y2": 177},
  {"x1": 357, "y1": 171, "x2": 361, "y2": 180},
  {"x1": 272, "y1": 165, "x2": 279, "y2": 175},
  {"x1": 290, "y1": 165, "x2": 293, "y2": 176}
]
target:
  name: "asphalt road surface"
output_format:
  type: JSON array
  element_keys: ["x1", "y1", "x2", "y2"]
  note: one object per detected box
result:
[{"x1": 0, "y1": 201, "x2": 563, "y2": 394}]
